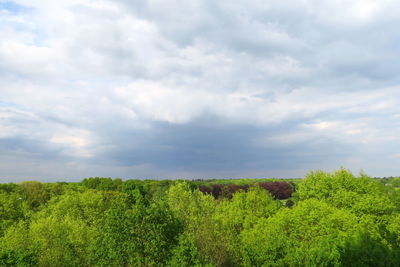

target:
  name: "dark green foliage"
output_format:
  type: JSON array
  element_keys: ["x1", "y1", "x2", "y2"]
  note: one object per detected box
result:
[
  {"x1": 121, "y1": 179, "x2": 145, "y2": 195},
  {"x1": 0, "y1": 247, "x2": 37, "y2": 267},
  {"x1": 143, "y1": 180, "x2": 174, "y2": 201},
  {"x1": 339, "y1": 231, "x2": 400, "y2": 267},
  {"x1": 0, "y1": 192, "x2": 29, "y2": 236},
  {"x1": 18, "y1": 181, "x2": 50, "y2": 210},
  {"x1": 0, "y1": 183, "x2": 18, "y2": 194},
  {"x1": 81, "y1": 177, "x2": 121, "y2": 191}
]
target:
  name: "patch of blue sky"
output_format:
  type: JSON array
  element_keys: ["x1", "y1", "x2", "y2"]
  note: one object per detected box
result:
[
  {"x1": 0, "y1": 4, "x2": 48, "y2": 46},
  {"x1": 0, "y1": 100, "x2": 31, "y2": 112},
  {"x1": 0, "y1": 1, "x2": 33, "y2": 14},
  {"x1": 0, "y1": 2, "x2": 34, "y2": 32}
]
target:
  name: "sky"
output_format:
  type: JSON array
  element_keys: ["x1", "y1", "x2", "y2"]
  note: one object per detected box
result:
[{"x1": 1, "y1": 0, "x2": 400, "y2": 182}]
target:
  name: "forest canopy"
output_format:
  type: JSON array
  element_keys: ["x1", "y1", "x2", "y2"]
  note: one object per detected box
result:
[{"x1": 1, "y1": 169, "x2": 400, "y2": 266}]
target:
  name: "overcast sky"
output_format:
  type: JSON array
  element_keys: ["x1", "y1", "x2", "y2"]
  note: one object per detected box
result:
[{"x1": 1, "y1": 0, "x2": 400, "y2": 182}]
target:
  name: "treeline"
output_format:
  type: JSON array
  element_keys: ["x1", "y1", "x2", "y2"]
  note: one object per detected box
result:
[{"x1": 0, "y1": 169, "x2": 400, "y2": 266}]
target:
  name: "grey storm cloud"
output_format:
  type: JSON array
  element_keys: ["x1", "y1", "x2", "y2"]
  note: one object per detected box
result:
[{"x1": 1, "y1": 0, "x2": 400, "y2": 181}]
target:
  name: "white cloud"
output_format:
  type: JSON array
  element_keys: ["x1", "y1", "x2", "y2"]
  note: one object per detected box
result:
[
  {"x1": 1, "y1": 0, "x2": 400, "y2": 179},
  {"x1": 50, "y1": 128, "x2": 96, "y2": 158}
]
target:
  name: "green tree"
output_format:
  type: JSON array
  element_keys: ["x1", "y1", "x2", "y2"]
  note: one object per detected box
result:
[
  {"x1": 0, "y1": 192, "x2": 29, "y2": 237},
  {"x1": 30, "y1": 216, "x2": 95, "y2": 266},
  {"x1": 90, "y1": 191, "x2": 181, "y2": 266},
  {"x1": 81, "y1": 177, "x2": 121, "y2": 191},
  {"x1": 168, "y1": 233, "x2": 202, "y2": 267},
  {"x1": 1, "y1": 190, "x2": 129, "y2": 266},
  {"x1": 241, "y1": 199, "x2": 362, "y2": 266},
  {"x1": 18, "y1": 181, "x2": 50, "y2": 210},
  {"x1": 296, "y1": 169, "x2": 396, "y2": 216}
]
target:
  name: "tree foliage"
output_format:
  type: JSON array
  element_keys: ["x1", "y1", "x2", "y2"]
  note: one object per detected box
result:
[{"x1": 0, "y1": 169, "x2": 399, "y2": 266}]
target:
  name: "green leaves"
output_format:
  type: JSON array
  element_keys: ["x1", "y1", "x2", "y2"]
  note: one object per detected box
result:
[
  {"x1": 168, "y1": 233, "x2": 202, "y2": 267},
  {"x1": 1, "y1": 170, "x2": 400, "y2": 266},
  {"x1": 18, "y1": 181, "x2": 50, "y2": 210},
  {"x1": 0, "y1": 192, "x2": 29, "y2": 237},
  {"x1": 297, "y1": 168, "x2": 396, "y2": 216},
  {"x1": 30, "y1": 216, "x2": 95, "y2": 266}
]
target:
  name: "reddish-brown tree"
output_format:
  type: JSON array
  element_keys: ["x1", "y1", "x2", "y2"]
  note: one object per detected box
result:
[{"x1": 258, "y1": 181, "x2": 292, "y2": 199}]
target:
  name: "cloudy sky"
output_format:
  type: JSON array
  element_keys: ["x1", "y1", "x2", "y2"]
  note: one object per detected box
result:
[{"x1": 1, "y1": 0, "x2": 400, "y2": 181}]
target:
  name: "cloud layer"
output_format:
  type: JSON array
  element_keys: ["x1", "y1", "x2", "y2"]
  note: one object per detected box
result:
[{"x1": 1, "y1": 0, "x2": 400, "y2": 181}]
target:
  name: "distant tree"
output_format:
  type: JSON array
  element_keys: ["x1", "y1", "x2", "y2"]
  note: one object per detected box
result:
[
  {"x1": 141, "y1": 180, "x2": 173, "y2": 201},
  {"x1": 199, "y1": 184, "x2": 249, "y2": 199},
  {"x1": 258, "y1": 181, "x2": 292, "y2": 199},
  {"x1": 121, "y1": 180, "x2": 145, "y2": 195},
  {"x1": 43, "y1": 182, "x2": 68, "y2": 199},
  {"x1": 81, "y1": 177, "x2": 120, "y2": 191},
  {"x1": 18, "y1": 181, "x2": 50, "y2": 210},
  {"x1": 199, "y1": 185, "x2": 213, "y2": 196}
]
